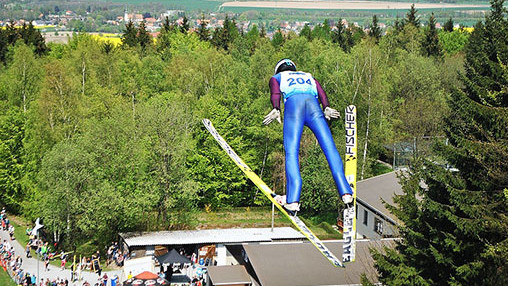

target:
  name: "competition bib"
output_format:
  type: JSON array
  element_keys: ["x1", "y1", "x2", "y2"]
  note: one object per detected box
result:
[{"x1": 279, "y1": 71, "x2": 318, "y2": 101}]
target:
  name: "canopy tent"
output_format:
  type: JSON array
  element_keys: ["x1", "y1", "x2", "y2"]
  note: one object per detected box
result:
[
  {"x1": 123, "y1": 271, "x2": 169, "y2": 286},
  {"x1": 155, "y1": 249, "x2": 191, "y2": 265}
]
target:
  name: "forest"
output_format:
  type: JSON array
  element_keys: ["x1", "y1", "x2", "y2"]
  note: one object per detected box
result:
[{"x1": 0, "y1": 1, "x2": 507, "y2": 284}]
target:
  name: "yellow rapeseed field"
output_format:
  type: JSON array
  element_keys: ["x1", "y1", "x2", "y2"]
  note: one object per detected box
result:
[{"x1": 91, "y1": 34, "x2": 123, "y2": 46}]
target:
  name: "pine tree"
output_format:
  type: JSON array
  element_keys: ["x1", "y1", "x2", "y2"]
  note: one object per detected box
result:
[
  {"x1": 161, "y1": 16, "x2": 172, "y2": 33},
  {"x1": 368, "y1": 14, "x2": 382, "y2": 42},
  {"x1": 197, "y1": 16, "x2": 210, "y2": 41},
  {"x1": 443, "y1": 17, "x2": 454, "y2": 32},
  {"x1": 463, "y1": 0, "x2": 508, "y2": 106},
  {"x1": 19, "y1": 23, "x2": 29, "y2": 44},
  {"x1": 25, "y1": 22, "x2": 47, "y2": 56},
  {"x1": 180, "y1": 16, "x2": 190, "y2": 33},
  {"x1": 211, "y1": 15, "x2": 239, "y2": 51},
  {"x1": 271, "y1": 28, "x2": 284, "y2": 48},
  {"x1": 260, "y1": 24, "x2": 266, "y2": 38},
  {"x1": 137, "y1": 21, "x2": 152, "y2": 51},
  {"x1": 321, "y1": 19, "x2": 331, "y2": 41},
  {"x1": 394, "y1": 16, "x2": 404, "y2": 32},
  {"x1": 299, "y1": 23, "x2": 312, "y2": 41},
  {"x1": 245, "y1": 24, "x2": 260, "y2": 53},
  {"x1": 122, "y1": 20, "x2": 138, "y2": 48},
  {"x1": 0, "y1": 28, "x2": 7, "y2": 64},
  {"x1": 311, "y1": 23, "x2": 323, "y2": 40},
  {"x1": 227, "y1": 18, "x2": 240, "y2": 42},
  {"x1": 405, "y1": 4, "x2": 420, "y2": 27},
  {"x1": 6, "y1": 22, "x2": 18, "y2": 45},
  {"x1": 332, "y1": 19, "x2": 353, "y2": 52},
  {"x1": 372, "y1": 1, "x2": 508, "y2": 285},
  {"x1": 422, "y1": 13, "x2": 443, "y2": 58}
]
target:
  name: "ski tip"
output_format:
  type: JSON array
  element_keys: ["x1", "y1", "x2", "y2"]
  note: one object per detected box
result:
[{"x1": 202, "y1": 119, "x2": 213, "y2": 129}]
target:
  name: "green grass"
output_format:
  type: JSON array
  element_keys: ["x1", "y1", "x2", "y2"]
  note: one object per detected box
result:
[
  {"x1": 196, "y1": 206, "x2": 293, "y2": 229},
  {"x1": 9, "y1": 215, "x2": 31, "y2": 246},
  {"x1": 0, "y1": 269, "x2": 16, "y2": 286},
  {"x1": 300, "y1": 217, "x2": 342, "y2": 240},
  {"x1": 198, "y1": 207, "x2": 342, "y2": 240},
  {"x1": 372, "y1": 161, "x2": 393, "y2": 176}
]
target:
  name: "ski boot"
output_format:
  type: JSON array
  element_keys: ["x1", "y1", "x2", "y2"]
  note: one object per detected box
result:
[{"x1": 272, "y1": 194, "x2": 300, "y2": 216}]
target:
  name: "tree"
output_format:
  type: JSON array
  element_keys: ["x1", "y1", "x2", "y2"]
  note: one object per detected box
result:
[
  {"x1": 368, "y1": 15, "x2": 382, "y2": 42},
  {"x1": 439, "y1": 29, "x2": 470, "y2": 55},
  {"x1": 463, "y1": 0, "x2": 508, "y2": 106},
  {"x1": 161, "y1": 17, "x2": 178, "y2": 34},
  {"x1": 8, "y1": 42, "x2": 42, "y2": 113},
  {"x1": 0, "y1": 28, "x2": 8, "y2": 64},
  {"x1": 260, "y1": 24, "x2": 266, "y2": 38},
  {"x1": 443, "y1": 17, "x2": 454, "y2": 32},
  {"x1": 271, "y1": 28, "x2": 284, "y2": 48},
  {"x1": 321, "y1": 19, "x2": 332, "y2": 41},
  {"x1": 211, "y1": 15, "x2": 239, "y2": 51},
  {"x1": 197, "y1": 16, "x2": 210, "y2": 42},
  {"x1": 244, "y1": 24, "x2": 260, "y2": 53},
  {"x1": 122, "y1": 20, "x2": 137, "y2": 48},
  {"x1": 0, "y1": 108, "x2": 25, "y2": 212},
  {"x1": 372, "y1": 1, "x2": 508, "y2": 285},
  {"x1": 180, "y1": 16, "x2": 190, "y2": 33},
  {"x1": 300, "y1": 23, "x2": 312, "y2": 41},
  {"x1": 137, "y1": 21, "x2": 152, "y2": 51},
  {"x1": 331, "y1": 19, "x2": 354, "y2": 52},
  {"x1": 422, "y1": 13, "x2": 443, "y2": 58},
  {"x1": 394, "y1": 16, "x2": 404, "y2": 32},
  {"x1": 138, "y1": 95, "x2": 198, "y2": 228},
  {"x1": 311, "y1": 20, "x2": 331, "y2": 41},
  {"x1": 405, "y1": 4, "x2": 420, "y2": 27}
]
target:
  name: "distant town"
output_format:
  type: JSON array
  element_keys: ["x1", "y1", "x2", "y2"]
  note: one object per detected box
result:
[{"x1": 0, "y1": 7, "x2": 468, "y2": 43}]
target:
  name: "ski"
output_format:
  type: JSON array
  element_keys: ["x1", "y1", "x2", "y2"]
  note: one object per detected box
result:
[
  {"x1": 202, "y1": 119, "x2": 345, "y2": 268},
  {"x1": 343, "y1": 105, "x2": 357, "y2": 263}
]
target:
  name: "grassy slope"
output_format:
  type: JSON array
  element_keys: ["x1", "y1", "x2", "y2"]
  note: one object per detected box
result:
[
  {"x1": 197, "y1": 206, "x2": 342, "y2": 239},
  {"x1": 0, "y1": 269, "x2": 16, "y2": 286}
]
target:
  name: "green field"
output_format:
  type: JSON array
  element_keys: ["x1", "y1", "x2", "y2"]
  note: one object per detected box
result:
[
  {"x1": 105, "y1": 0, "x2": 223, "y2": 11},
  {"x1": 97, "y1": 0, "x2": 491, "y2": 26},
  {"x1": 0, "y1": 269, "x2": 15, "y2": 286},
  {"x1": 102, "y1": 0, "x2": 491, "y2": 13}
]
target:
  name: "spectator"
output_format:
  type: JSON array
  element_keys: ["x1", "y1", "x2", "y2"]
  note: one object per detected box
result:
[
  {"x1": 26, "y1": 243, "x2": 31, "y2": 258},
  {"x1": 8, "y1": 224, "x2": 14, "y2": 240},
  {"x1": 111, "y1": 275, "x2": 119, "y2": 286},
  {"x1": 102, "y1": 273, "x2": 108, "y2": 286},
  {"x1": 60, "y1": 250, "x2": 67, "y2": 270}
]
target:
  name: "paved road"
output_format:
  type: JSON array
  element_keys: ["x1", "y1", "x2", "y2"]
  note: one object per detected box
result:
[{"x1": 0, "y1": 228, "x2": 123, "y2": 285}]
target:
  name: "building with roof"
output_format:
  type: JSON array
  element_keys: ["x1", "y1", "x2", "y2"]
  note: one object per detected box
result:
[
  {"x1": 207, "y1": 265, "x2": 253, "y2": 286},
  {"x1": 120, "y1": 227, "x2": 305, "y2": 265},
  {"x1": 119, "y1": 172, "x2": 404, "y2": 285},
  {"x1": 205, "y1": 239, "x2": 395, "y2": 286},
  {"x1": 355, "y1": 171, "x2": 402, "y2": 239}
]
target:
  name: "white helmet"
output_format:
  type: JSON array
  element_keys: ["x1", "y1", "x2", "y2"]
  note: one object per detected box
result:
[{"x1": 274, "y1": 58, "x2": 296, "y2": 75}]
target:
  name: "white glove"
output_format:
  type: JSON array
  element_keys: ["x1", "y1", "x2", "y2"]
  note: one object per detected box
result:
[
  {"x1": 263, "y1": 108, "x2": 281, "y2": 125},
  {"x1": 324, "y1": 107, "x2": 340, "y2": 120},
  {"x1": 342, "y1": 194, "x2": 353, "y2": 204}
]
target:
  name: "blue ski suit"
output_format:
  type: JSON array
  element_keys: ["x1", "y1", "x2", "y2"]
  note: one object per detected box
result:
[{"x1": 269, "y1": 71, "x2": 353, "y2": 204}]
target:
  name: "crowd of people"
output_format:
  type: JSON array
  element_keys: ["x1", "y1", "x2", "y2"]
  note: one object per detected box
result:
[
  {"x1": 106, "y1": 242, "x2": 127, "y2": 268},
  {"x1": 1, "y1": 208, "x2": 210, "y2": 286},
  {"x1": 1, "y1": 207, "x2": 39, "y2": 285},
  {"x1": 1, "y1": 208, "x2": 125, "y2": 286}
]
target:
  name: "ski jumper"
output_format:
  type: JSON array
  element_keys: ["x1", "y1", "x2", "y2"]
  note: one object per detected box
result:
[{"x1": 269, "y1": 71, "x2": 353, "y2": 204}]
